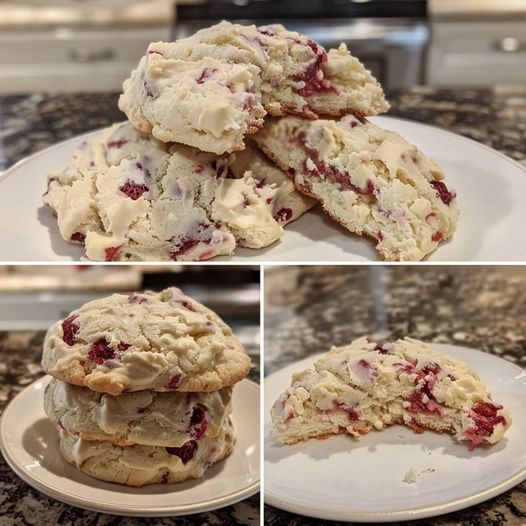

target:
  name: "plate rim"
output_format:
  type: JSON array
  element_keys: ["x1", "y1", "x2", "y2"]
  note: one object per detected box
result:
[
  {"x1": 372, "y1": 116, "x2": 526, "y2": 176},
  {"x1": 0, "y1": 375, "x2": 260, "y2": 517},
  {"x1": 264, "y1": 343, "x2": 526, "y2": 522}
]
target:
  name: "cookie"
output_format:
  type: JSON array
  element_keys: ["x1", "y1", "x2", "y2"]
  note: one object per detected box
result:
[
  {"x1": 118, "y1": 21, "x2": 388, "y2": 154},
  {"x1": 271, "y1": 337, "x2": 511, "y2": 449},
  {"x1": 44, "y1": 377, "x2": 232, "y2": 447},
  {"x1": 254, "y1": 115, "x2": 459, "y2": 261},
  {"x1": 58, "y1": 418, "x2": 235, "y2": 486},
  {"x1": 42, "y1": 287, "x2": 251, "y2": 396},
  {"x1": 44, "y1": 122, "x2": 305, "y2": 261},
  {"x1": 232, "y1": 143, "x2": 316, "y2": 225}
]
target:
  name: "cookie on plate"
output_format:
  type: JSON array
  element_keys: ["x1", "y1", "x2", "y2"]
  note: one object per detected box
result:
[
  {"x1": 119, "y1": 21, "x2": 388, "y2": 154},
  {"x1": 44, "y1": 122, "x2": 308, "y2": 261},
  {"x1": 42, "y1": 287, "x2": 251, "y2": 396},
  {"x1": 232, "y1": 143, "x2": 316, "y2": 225},
  {"x1": 254, "y1": 115, "x2": 459, "y2": 261},
  {"x1": 58, "y1": 418, "x2": 235, "y2": 486},
  {"x1": 44, "y1": 377, "x2": 232, "y2": 447},
  {"x1": 271, "y1": 337, "x2": 511, "y2": 449}
]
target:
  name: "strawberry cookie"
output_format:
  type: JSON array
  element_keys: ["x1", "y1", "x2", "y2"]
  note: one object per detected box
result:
[
  {"x1": 271, "y1": 337, "x2": 511, "y2": 449},
  {"x1": 42, "y1": 287, "x2": 251, "y2": 396},
  {"x1": 44, "y1": 122, "x2": 309, "y2": 261},
  {"x1": 58, "y1": 418, "x2": 235, "y2": 486},
  {"x1": 119, "y1": 21, "x2": 388, "y2": 155},
  {"x1": 44, "y1": 377, "x2": 232, "y2": 447},
  {"x1": 254, "y1": 115, "x2": 459, "y2": 261}
]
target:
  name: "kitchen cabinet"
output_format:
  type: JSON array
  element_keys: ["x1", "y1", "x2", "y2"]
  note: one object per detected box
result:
[{"x1": 0, "y1": 27, "x2": 171, "y2": 94}]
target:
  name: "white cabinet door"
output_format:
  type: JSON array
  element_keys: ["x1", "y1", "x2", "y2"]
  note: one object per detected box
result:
[
  {"x1": 0, "y1": 27, "x2": 171, "y2": 93},
  {"x1": 428, "y1": 21, "x2": 526, "y2": 86}
]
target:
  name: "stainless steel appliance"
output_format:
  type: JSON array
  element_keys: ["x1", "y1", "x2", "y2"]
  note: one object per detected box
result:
[
  {"x1": 175, "y1": 0, "x2": 429, "y2": 89},
  {"x1": 427, "y1": 0, "x2": 526, "y2": 86}
]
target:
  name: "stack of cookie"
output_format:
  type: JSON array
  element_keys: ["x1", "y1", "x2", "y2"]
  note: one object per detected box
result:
[
  {"x1": 45, "y1": 20, "x2": 458, "y2": 261},
  {"x1": 41, "y1": 287, "x2": 251, "y2": 486}
]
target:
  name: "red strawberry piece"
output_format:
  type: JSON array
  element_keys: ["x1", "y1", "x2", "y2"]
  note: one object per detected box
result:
[
  {"x1": 129, "y1": 294, "x2": 148, "y2": 304},
  {"x1": 62, "y1": 315, "x2": 80, "y2": 346},
  {"x1": 169, "y1": 239, "x2": 200, "y2": 260},
  {"x1": 105, "y1": 246, "x2": 121, "y2": 262},
  {"x1": 300, "y1": 135, "x2": 376, "y2": 195},
  {"x1": 430, "y1": 181, "x2": 455, "y2": 205},
  {"x1": 190, "y1": 404, "x2": 208, "y2": 439},
  {"x1": 295, "y1": 40, "x2": 338, "y2": 97},
  {"x1": 338, "y1": 402, "x2": 359, "y2": 421},
  {"x1": 168, "y1": 373, "x2": 182, "y2": 389},
  {"x1": 88, "y1": 338, "x2": 115, "y2": 365},
  {"x1": 107, "y1": 139, "x2": 128, "y2": 149},
  {"x1": 165, "y1": 440, "x2": 198, "y2": 464},
  {"x1": 358, "y1": 359, "x2": 370, "y2": 368},
  {"x1": 374, "y1": 343, "x2": 389, "y2": 354},
  {"x1": 117, "y1": 342, "x2": 131, "y2": 353},
  {"x1": 465, "y1": 402, "x2": 506, "y2": 450},
  {"x1": 70, "y1": 232, "x2": 85, "y2": 243},
  {"x1": 196, "y1": 67, "x2": 218, "y2": 84},
  {"x1": 120, "y1": 181, "x2": 149, "y2": 200},
  {"x1": 274, "y1": 208, "x2": 293, "y2": 223}
]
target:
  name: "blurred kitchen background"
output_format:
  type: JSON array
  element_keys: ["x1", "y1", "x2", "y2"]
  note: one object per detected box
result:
[
  {"x1": 0, "y1": 265, "x2": 260, "y2": 345},
  {"x1": 1, "y1": 0, "x2": 526, "y2": 95}
]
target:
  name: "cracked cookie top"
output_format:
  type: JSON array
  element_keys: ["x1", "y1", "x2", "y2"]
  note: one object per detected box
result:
[
  {"x1": 119, "y1": 21, "x2": 388, "y2": 155},
  {"x1": 42, "y1": 287, "x2": 251, "y2": 395}
]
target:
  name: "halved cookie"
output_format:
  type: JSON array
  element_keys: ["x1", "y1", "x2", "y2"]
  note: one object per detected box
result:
[
  {"x1": 254, "y1": 115, "x2": 459, "y2": 261},
  {"x1": 271, "y1": 337, "x2": 511, "y2": 450},
  {"x1": 42, "y1": 287, "x2": 251, "y2": 395},
  {"x1": 119, "y1": 21, "x2": 388, "y2": 154}
]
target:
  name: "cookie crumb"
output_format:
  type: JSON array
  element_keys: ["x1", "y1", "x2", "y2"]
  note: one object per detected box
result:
[{"x1": 403, "y1": 467, "x2": 436, "y2": 484}]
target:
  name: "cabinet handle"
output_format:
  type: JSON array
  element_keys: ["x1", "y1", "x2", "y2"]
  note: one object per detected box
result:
[
  {"x1": 69, "y1": 48, "x2": 115, "y2": 63},
  {"x1": 492, "y1": 37, "x2": 526, "y2": 53}
]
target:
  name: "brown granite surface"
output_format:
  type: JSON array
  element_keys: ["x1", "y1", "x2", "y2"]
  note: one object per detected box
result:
[{"x1": 1, "y1": 87, "x2": 525, "y2": 172}]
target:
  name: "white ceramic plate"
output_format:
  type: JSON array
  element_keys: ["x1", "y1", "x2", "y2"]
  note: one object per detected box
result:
[
  {"x1": 0, "y1": 376, "x2": 260, "y2": 517},
  {"x1": 1, "y1": 117, "x2": 526, "y2": 261},
  {"x1": 264, "y1": 344, "x2": 526, "y2": 522}
]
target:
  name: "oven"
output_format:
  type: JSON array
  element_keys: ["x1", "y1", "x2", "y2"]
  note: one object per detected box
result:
[{"x1": 174, "y1": 0, "x2": 429, "y2": 89}]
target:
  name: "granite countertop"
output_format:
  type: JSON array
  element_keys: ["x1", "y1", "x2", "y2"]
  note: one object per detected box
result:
[
  {"x1": 264, "y1": 265, "x2": 526, "y2": 526},
  {"x1": 0, "y1": 331, "x2": 260, "y2": 525},
  {"x1": 1, "y1": 86, "x2": 526, "y2": 172}
]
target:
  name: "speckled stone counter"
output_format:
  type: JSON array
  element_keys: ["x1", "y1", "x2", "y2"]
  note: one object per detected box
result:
[
  {"x1": 264, "y1": 265, "x2": 526, "y2": 526},
  {"x1": 1, "y1": 87, "x2": 526, "y2": 172},
  {"x1": 0, "y1": 331, "x2": 260, "y2": 526}
]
